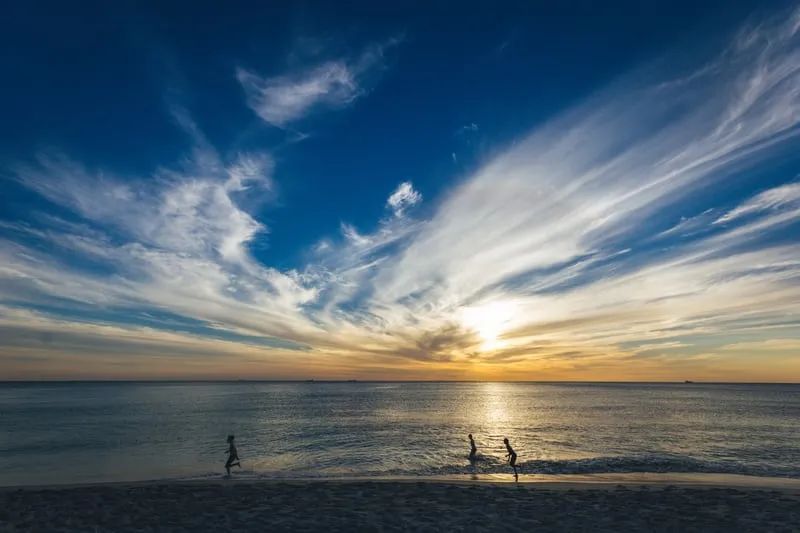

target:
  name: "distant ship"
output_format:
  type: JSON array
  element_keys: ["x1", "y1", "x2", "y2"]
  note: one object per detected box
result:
[{"x1": 684, "y1": 380, "x2": 694, "y2": 384}]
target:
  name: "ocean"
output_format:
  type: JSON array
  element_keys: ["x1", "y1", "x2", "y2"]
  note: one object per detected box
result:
[{"x1": 1, "y1": 381, "x2": 798, "y2": 486}]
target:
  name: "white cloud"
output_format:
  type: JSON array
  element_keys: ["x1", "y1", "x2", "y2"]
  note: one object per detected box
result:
[
  {"x1": 340, "y1": 222, "x2": 372, "y2": 247},
  {"x1": 367, "y1": 7, "x2": 800, "y2": 309},
  {"x1": 457, "y1": 123, "x2": 479, "y2": 135},
  {"x1": 237, "y1": 62, "x2": 357, "y2": 127},
  {"x1": 386, "y1": 181, "x2": 422, "y2": 217},
  {"x1": 655, "y1": 209, "x2": 716, "y2": 239},
  {"x1": 715, "y1": 181, "x2": 800, "y2": 224},
  {"x1": 18, "y1": 151, "x2": 273, "y2": 266},
  {"x1": 237, "y1": 40, "x2": 397, "y2": 127}
]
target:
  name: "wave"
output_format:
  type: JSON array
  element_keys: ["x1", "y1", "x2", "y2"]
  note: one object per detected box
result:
[
  {"x1": 189, "y1": 453, "x2": 799, "y2": 481},
  {"x1": 410, "y1": 454, "x2": 800, "y2": 478}
]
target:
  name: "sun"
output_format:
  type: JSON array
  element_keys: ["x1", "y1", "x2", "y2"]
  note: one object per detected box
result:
[{"x1": 460, "y1": 301, "x2": 516, "y2": 351}]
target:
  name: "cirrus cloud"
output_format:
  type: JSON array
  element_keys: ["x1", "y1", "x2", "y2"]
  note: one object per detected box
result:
[{"x1": 237, "y1": 39, "x2": 400, "y2": 128}]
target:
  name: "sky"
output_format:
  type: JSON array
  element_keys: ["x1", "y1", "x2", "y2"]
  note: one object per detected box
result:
[{"x1": 1, "y1": 1, "x2": 800, "y2": 381}]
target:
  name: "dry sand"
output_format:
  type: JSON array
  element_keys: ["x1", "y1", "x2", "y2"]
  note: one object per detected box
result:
[{"x1": 1, "y1": 475, "x2": 799, "y2": 532}]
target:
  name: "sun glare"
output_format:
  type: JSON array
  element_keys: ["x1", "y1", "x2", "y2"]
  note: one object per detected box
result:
[{"x1": 461, "y1": 301, "x2": 516, "y2": 351}]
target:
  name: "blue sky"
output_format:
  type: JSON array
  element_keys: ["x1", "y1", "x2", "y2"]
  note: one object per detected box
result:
[{"x1": 1, "y1": 1, "x2": 800, "y2": 380}]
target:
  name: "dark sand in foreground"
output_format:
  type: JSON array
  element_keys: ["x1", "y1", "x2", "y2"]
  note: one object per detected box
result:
[{"x1": 2, "y1": 475, "x2": 799, "y2": 532}]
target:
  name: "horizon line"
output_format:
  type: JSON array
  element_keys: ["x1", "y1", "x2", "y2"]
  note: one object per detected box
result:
[{"x1": 1, "y1": 379, "x2": 798, "y2": 385}]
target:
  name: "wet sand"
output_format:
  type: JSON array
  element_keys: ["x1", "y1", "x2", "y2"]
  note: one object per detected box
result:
[{"x1": 2, "y1": 474, "x2": 799, "y2": 532}]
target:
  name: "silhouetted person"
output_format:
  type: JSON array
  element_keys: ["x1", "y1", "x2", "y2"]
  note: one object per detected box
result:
[
  {"x1": 504, "y1": 437, "x2": 518, "y2": 480},
  {"x1": 468, "y1": 434, "x2": 477, "y2": 461},
  {"x1": 225, "y1": 434, "x2": 240, "y2": 476}
]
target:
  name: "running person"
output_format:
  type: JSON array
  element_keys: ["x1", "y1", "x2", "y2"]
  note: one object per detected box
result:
[
  {"x1": 468, "y1": 434, "x2": 478, "y2": 461},
  {"x1": 503, "y1": 437, "x2": 518, "y2": 480},
  {"x1": 225, "y1": 434, "x2": 241, "y2": 476}
]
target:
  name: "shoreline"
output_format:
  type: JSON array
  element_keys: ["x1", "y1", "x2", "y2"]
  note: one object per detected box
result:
[
  {"x1": 4, "y1": 472, "x2": 800, "y2": 492},
  {"x1": 3, "y1": 474, "x2": 799, "y2": 531}
]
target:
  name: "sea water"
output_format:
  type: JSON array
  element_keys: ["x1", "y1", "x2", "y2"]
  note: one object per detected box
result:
[{"x1": 1, "y1": 381, "x2": 798, "y2": 486}]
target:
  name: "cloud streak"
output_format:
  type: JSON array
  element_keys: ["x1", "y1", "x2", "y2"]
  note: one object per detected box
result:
[
  {"x1": 715, "y1": 181, "x2": 800, "y2": 224},
  {"x1": 237, "y1": 40, "x2": 397, "y2": 127}
]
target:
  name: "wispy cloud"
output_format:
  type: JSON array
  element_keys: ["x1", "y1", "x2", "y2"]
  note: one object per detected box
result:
[
  {"x1": 386, "y1": 181, "x2": 422, "y2": 217},
  {"x1": 715, "y1": 181, "x2": 800, "y2": 224},
  {"x1": 237, "y1": 39, "x2": 398, "y2": 127},
  {"x1": 17, "y1": 150, "x2": 272, "y2": 266},
  {"x1": 5, "y1": 113, "x2": 323, "y2": 348},
  {"x1": 456, "y1": 123, "x2": 479, "y2": 136}
]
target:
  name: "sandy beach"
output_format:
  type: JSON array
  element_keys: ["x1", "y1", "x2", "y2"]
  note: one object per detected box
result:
[{"x1": 2, "y1": 475, "x2": 799, "y2": 532}]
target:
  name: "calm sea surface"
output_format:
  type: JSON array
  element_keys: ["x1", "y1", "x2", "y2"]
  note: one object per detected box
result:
[{"x1": 1, "y1": 382, "x2": 798, "y2": 486}]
